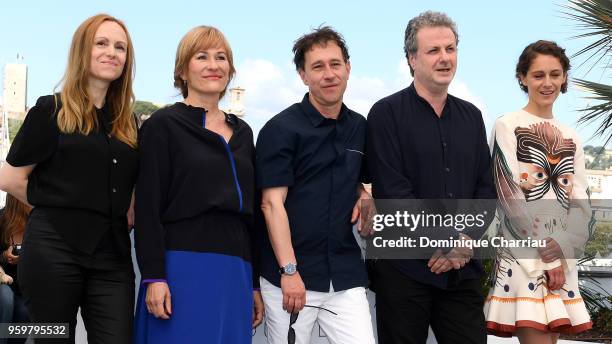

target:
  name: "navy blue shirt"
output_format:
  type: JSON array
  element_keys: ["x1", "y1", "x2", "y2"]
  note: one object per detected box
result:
[
  {"x1": 256, "y1": 94, "x2": 368, "y2": 292},
  {"x1": 367, "y1": 83, "x2": 496, "y2": 288}
]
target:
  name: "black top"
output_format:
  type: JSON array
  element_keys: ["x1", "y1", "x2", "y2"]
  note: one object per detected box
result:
[
  {"x1": 256, "y1": 94, "x2": 368, "y2": 292},
  {"x1": 367, "y1": 83, "x2": 496, "y2": 288},
  {"x1": 134, "y1": 103, "x2": 257, "y2": 286},
  {"x1": 6, "y1": 95, "x2": 139, "y2": 256}
]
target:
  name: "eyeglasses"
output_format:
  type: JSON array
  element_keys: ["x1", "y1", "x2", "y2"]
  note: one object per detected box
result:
[{"x1": 288, "y1": 305, "x2": 337, "y2": 344}]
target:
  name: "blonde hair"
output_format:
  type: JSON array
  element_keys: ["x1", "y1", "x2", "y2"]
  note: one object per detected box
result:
[
  {"x1": 174, "y1": 26, "x2": 236, "y2": 99},
  {"x1": 56, "y1": 14, "x2": 137, "y2": 148}
]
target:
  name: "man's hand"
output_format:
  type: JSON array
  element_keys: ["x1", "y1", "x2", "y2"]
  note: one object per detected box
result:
[
  {"x1": 146, "y1": 282, "x2": 172, "y2": 319},
  {"x1": 538, "y1": 237, "x2": 564, "y2": 263},
  {"x1": 351, "y1": 187, "x2": 375, "y2": 237},
  {"x1": 445, "y1": 248, "x2": 470, "y2": 270},
  {"x1": 546, "y1": 266, "x2": 565, "y2": 290},
  {"x1": 445, "y1": 234, "x2": 473, "y2": 269},
  {"x1": 253, "y1": 290, "x2": 264, "y2": 328},
  {"x1": 280, "y1": 273, "x2": 306, "y2": 313},
  {"x1": 428, "y1": 249, "x2": 452, "y2": 274}
]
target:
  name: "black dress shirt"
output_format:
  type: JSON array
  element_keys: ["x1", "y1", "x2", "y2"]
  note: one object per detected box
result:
[
  {"x1": 134, "y1": 103, "x2": 257, "y2": 284},
  {"x1": 6, "y1": 95, "x2": 138, "y2": 256},
  {"x1": 367, "y1": 83, "x2": 496, "y2": 288},
  {"x1": 256, "y1": 94, "x2": 368, "y2": 292}
]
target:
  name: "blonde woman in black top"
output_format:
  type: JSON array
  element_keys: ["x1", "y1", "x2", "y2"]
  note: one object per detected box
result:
[{"x1": 0, "y1": 14, "x2": 138, "y2": 344}]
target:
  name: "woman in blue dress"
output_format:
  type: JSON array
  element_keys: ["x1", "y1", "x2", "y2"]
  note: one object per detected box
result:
[{"x1": 133, "y1": 26, "x2": 264, "y2": 343}]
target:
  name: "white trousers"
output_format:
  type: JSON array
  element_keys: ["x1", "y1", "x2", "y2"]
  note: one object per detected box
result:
[{"x1": 260, "y1": 277, "x2": 375, "y2": 344}]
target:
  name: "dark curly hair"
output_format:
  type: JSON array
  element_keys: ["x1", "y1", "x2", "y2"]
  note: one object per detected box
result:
[
  {"x1": 292, "y1": 26, "x2": 349, "y2": 71},
  {"x1": 516, "y1": 40, "x2": 571, "y2": 93}
]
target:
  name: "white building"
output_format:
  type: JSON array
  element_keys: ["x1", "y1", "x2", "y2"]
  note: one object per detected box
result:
[
  {"x1": 586, "y1": 169, "x2": 612, "y2": 199},
  {"x1": 226, "y1": 87, "x2": 245, "y2": 117},
  {"x1": 3, "y1": 61, "x2": 28, "y2": 120}
]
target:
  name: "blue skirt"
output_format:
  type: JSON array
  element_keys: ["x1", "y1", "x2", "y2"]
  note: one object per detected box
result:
[{"x1": 134, "y1": 250, "x2": 253, "y2": 344}]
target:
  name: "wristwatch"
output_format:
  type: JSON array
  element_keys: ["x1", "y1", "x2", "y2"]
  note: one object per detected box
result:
[{"x1": 279, "y1": 262, "x2": 297, "y2": 276}]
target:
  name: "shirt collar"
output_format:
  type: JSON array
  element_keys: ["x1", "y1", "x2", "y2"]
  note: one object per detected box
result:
[
  {"x1": 300, "y1": 93, "x2": 349, "y2": 127},
  {"x1": 175, "y1": 101, "x2": 240, "y2": 129},
  {"x1": 407, "y1": 82, "x2": 452, "y2": 118}
]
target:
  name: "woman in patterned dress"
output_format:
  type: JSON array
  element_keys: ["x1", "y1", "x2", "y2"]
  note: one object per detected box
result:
[{"x1": 484, "y1": 40, "x2": 592, "y2": 344}]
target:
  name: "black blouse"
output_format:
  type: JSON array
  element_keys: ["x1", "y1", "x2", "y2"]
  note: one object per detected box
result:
[
  {"x1": 134, "y1": 103, "x2": 256, "y2": 281},
  {"x1": 6, "y1": 95, "x2": 139, "y2": 256}
]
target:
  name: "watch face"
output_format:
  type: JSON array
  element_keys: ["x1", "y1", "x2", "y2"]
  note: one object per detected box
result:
[{"x1": 285, "y1": 263, "x2": 297, "y2": 275}]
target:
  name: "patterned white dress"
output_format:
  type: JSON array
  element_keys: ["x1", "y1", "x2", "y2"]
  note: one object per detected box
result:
[{"x1": 484, "y1": 110, "x2": 593, "y2": 336}]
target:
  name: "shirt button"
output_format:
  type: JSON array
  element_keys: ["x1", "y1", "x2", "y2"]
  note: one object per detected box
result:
[
  {"x1": 112, "y1": 188, "x2": 117, "y2": 193},
  {"x1": 445, "y1": 167, "x2": 451, "y2": 172},
  {"x1": 112, "y1": 158, "x2": 118, "y2": 164}
]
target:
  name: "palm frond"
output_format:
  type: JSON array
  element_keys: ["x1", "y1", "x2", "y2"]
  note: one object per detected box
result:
[
  {"x1": 560, "y1": 0, "x2": 612, "y2": 71},
  {"x1": 573, "y1": 79, "x2": 612, "y2": 145},
  {"x1": 578, "y1": 255, "x2": 612, "y2": 314}
]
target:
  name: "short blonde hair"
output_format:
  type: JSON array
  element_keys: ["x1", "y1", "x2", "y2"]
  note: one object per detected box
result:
[{"x1": 174, "y1": 26, "x2": 235, "y2": 99}]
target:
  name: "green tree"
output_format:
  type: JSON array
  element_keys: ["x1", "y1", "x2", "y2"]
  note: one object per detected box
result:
[
  {"x1": 133, "y1": 101, "x2": 160, "y2": 117},
  {"x1": 8, "y1": 118, "x2": 23, "y2": 143},
  {"x1": 585, "y1": 223, "x2": 612, "y2": 257}
]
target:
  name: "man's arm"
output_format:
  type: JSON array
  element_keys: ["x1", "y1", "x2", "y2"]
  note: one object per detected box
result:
[
  {"x1": 367, "y1": 100, "x2": 416, "y2": 199},
  {"x1": 260, "y1": 187, "x2": 305, "y2": 314}
]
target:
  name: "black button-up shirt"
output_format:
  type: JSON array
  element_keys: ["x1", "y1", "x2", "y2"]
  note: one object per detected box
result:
[
  {"x1": 256, "y1": 94, "x2": 368, "y2": 292},
  {"x1": 7, "y1": 95, "x2": 138, "y2": 256},
  {"x1": 367, "y1": 83, "x2": 496, "y2": 288}
]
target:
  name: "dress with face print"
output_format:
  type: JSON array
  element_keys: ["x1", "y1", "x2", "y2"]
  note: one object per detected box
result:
[{"x1": 484, "y1": 109, "x2": 593, "y2": 337}]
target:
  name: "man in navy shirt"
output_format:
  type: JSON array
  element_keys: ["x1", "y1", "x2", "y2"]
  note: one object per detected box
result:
[
  {"x1": 256, "y1": 27, "x2": 375, "y2": 344},
  {"x1": 367, "y1": 11, "x2": 496, "y2": 344}
]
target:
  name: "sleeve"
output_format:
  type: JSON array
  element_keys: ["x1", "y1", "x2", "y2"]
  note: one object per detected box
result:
[
  {"x1": 255, "y1": 119, "x2": 295, "y2": 188},
  {"x1": 473, "y1": 111, "x2": 496, "y2": 200},
  {"x1": 366, "y1": 100, "x2": 416, "y2": 199},
  {"x1": 491, "y1": 118, "x2": 560, "y2": 275},
  {"x1": 549, "y1": 134, "x2": 591, "y2": 272},
  {"x1": 6, "y1": 96, "x2": 59, "y2": 167},
  {"x1": 134, "y1": 118, "x2": 171, "y2": 281},
  {"x1": 251, "y1": 188, "x2": 264, "y2": 289}
]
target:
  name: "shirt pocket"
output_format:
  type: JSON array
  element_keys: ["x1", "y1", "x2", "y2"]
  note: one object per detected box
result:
[{"x1": 344, "y1": 148, "x2": 364, "y2": 179}]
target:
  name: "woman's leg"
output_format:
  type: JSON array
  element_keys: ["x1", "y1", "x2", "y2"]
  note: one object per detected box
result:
[
  {"x1": 18, "y1": 214, "x2": 82, "y2": 344},
  {"x1": 551, "y1": 332, "x2": 560, "y2": 344},
  {"x1": 0, "y1": 284, "x2": 15, "y2": 344},
  {"x1": 11, "y1": 294, "x2": 28, "y2": 323},
  {"x1": 516, "y1": 328, "x2": 554, "y2": 344},
  {"x1": 6, "y1": 294, "x2": 29, "y2": 344},
  {"x1": 80, "y1": 253, "x2": 134, "y2": 344}
]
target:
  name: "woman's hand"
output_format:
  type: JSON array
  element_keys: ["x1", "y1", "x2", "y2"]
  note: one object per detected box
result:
[
  {"x1": 253, "y1": 290, "x2": 264, "y2": 328},
  {"x1": 0, "y1": 270, "x2": 13, "y2": 285},
  {"x1": 538, "y1": 237, "x2": 564, "y2": 263},
  {"x1": 146, "y1": 282, "x2": 172, "y2": 319},
  {"x1": 545, "y1": 266, "x2": 565, "y2": 291},
  {"x1": 2, "y1": 248, "x2": 19, "y2": 265},
  {"x1": 127, "y1": 191, "x2": 135, "y2": 231}
]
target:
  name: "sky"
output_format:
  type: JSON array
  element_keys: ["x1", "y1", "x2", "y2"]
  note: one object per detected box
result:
[{"x1": 0, "y1": 0, "x2": 610, "y2": 146}]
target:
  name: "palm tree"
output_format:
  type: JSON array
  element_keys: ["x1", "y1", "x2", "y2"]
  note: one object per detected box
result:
[{"x1": 561, "y1": 0, "x2": 612, "y2": 146}]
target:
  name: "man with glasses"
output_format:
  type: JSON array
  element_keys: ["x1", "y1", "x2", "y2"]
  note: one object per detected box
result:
[
  {"x1": 256, "y1": 26, "x2": 376, "y2": 344},
  {"x1": 366, "y1": 11, "x2": 496, "y2": 344}
]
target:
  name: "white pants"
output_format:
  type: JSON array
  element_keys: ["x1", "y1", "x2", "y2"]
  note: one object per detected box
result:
[{"x1": 260, "y1": 277, "x2": 375, "y2": 344}]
